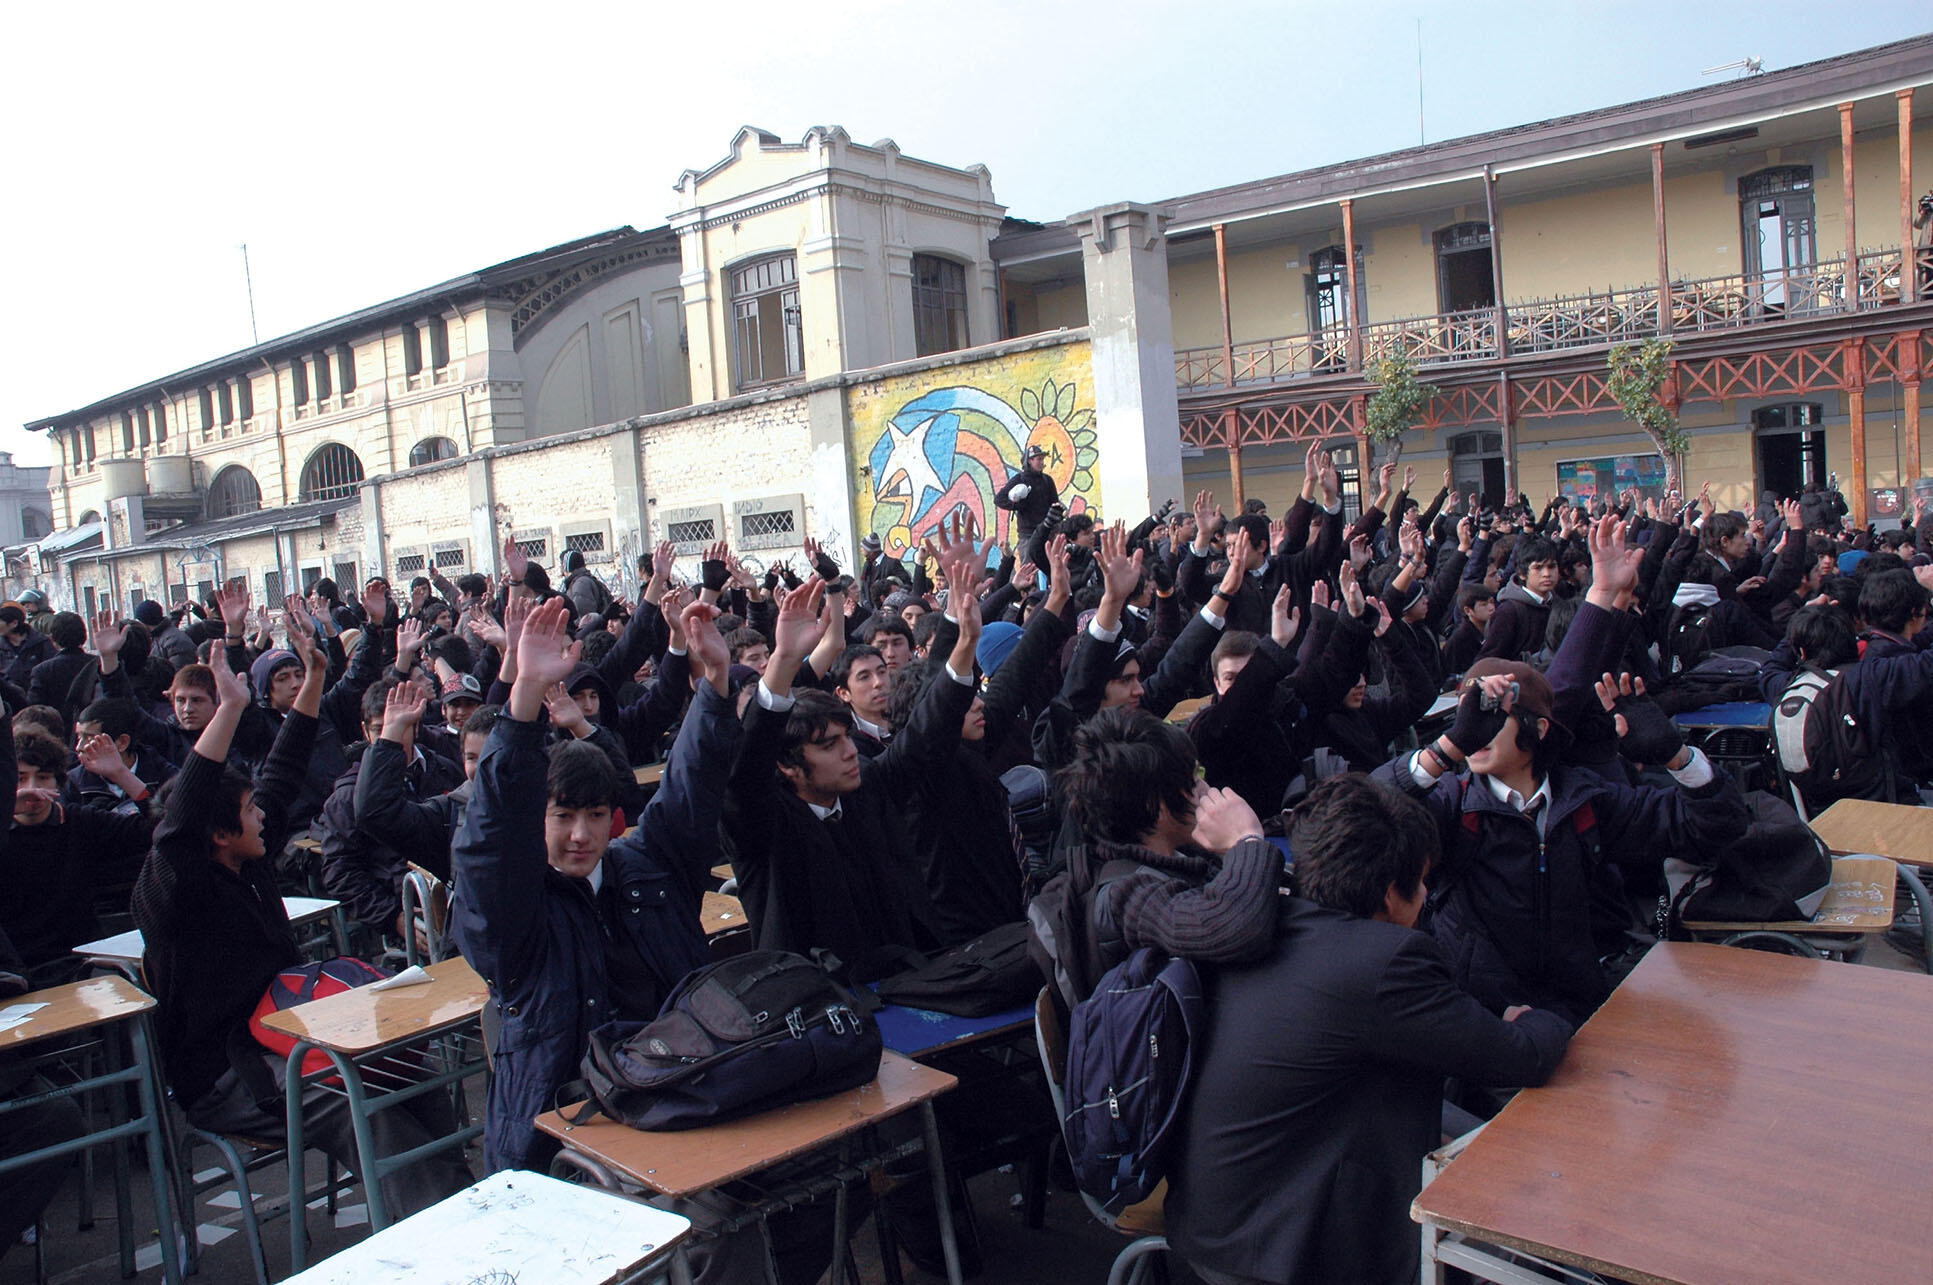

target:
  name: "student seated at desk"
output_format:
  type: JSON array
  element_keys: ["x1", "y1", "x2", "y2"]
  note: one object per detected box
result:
[
  {"x1": 132, "y1": 629, "x2": 470, "y2": 1216},
  {"x1": 1169, "y1": 775, "x2": 1573, "y2": 1285},
  {"x1": 4, "y1": 726, "x2": 155, "y2": 985},
  {"x1": 452, "y1": 594, "x2": 740, "y2": 1176}
]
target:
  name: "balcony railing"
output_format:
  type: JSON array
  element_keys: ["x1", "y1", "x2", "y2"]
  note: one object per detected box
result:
[{"x1": 1174, "y1": 244, "x2": 1929, "y2": 391}]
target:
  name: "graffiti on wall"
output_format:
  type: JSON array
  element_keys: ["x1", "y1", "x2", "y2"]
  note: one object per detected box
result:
[{"x1": 848, "y1": 341, "x2": 1098, "y2": 558}]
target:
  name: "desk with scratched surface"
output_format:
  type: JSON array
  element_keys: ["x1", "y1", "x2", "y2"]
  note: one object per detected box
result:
[{"x1": 1414, "y1": 941, "x2": 1933, "y2": 1285}]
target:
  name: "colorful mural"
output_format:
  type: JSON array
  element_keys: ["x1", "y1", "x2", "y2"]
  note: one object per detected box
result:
[{"x1": 847, "y1": 340, "x2": 1099, "y2": 558}]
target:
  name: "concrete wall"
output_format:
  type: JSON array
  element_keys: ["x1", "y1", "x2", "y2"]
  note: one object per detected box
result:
[{"x1": 847, "y1": 337, "x2": 1096, "y2": 559}]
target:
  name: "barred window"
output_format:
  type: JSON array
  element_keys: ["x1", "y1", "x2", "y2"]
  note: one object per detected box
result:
[
  {"x1": 332, "y1": 559, "x2": 359, "y2": 590},
  {"x1": 740, "y1": 509, "x2": 795, "y2": 541},
  {"x1": 433, "y1": 545, "x2": 467, "y2": 570},
  {"x1": 263, "y1": 570, "x2": 284, "y2": 604},
  {"x1": 564, "y1": 531, "x2": 607, "y2": 557},
  {"x1": 667, "y1": 517, "x2": 716, "y2": 545},
  {"x1": 396, "y1": 552, "x2": 428, "y2": 576},
  {"x1": 207, "y1": 466, "x2": 262, "y2": 519},
  {"x1": 299, "y1": 443, "x2": 365, "y2": 501},
  {"x1": 513, "y1": 536, "x2": 549, "y2": 562}
]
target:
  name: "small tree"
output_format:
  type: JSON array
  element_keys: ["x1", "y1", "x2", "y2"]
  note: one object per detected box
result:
[
  {"x1": 1606, "y1": 338, "x2": 1686, "y2": 495},
  {"x1": 1363, "y1": 344, "x2": 1440, "y2": 467}
]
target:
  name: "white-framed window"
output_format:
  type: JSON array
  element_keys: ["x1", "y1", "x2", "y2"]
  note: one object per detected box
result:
[
  {"x1": 661, "y1": 503, "x2": 725, "y2": 555},
  {"x1": 731, "y1": 254, "x2": 803, "y2": 389},
  {"x1": 734, "y1": 493, "x2": 803, "y2": 551},
  {"x1": 562, "y1": 520, "x2": 613, "y2": 564}
]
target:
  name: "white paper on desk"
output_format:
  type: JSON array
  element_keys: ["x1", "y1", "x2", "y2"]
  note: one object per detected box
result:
[
  {"x1": 0, "y1": 1002, "x2": 49, "y2": 1034},
  {"x1": 370, "y1": 966, "x2": 432, "y2": 991}
]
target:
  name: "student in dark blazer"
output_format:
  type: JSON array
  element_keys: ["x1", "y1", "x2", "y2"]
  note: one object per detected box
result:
[{"x1": 1169, "y1": 774, "x2": 1573, "y2": 1285}]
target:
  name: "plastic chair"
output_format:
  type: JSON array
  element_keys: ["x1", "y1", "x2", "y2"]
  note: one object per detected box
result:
[{"x1": 1031, "y1": 988, "x2": 1169, "y2": 1285}]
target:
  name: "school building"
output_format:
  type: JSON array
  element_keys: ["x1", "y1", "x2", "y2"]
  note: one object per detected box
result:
[{"x1": 17, "y1": 34, "x2": 1933, "y2": 614}]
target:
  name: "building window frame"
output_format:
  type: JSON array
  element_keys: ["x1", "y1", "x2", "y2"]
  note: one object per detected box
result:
[
  {"x1": 730, "y1": 253, "x2": 803, "y2": 390},
  {"x1": 207, "y1": 465, "x2": 263, "y2": 519},
  {"x1": 299, "y1": 442, "x2": 366, "y2": 501},
  {"x1": 408, "y1": 436, "x2": 460, "y2": 467},
  {"x1": 911, "y1": 253, "x2": 970, "y2": 357},
  {"x1": 1739, "y1": 166, "x2": 1818, "y2": 311}
]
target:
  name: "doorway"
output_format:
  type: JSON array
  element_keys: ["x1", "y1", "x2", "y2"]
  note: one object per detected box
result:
[
  {"x1": 1449, "y1": 431, "x2": 1507, "y2": 511},
  {"x1": 1754, "y1": 402, "x2": 1826, "y2": 498},
  {"x1": 1435, "y1": 223, "x2": 1496, "y2": 314},
  {"x1": 1740, "y1": 168, "x2": 1816, "y2": 312}
]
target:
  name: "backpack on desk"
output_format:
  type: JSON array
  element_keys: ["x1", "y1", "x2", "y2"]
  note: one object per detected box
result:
[
  {"x1": 1663, "y1": 790, "x2": 1833, "y2": 930},
  {"x1": 1061, "y1": 947, "x2": 1203, "y2": 1217},
  {"x1": 568, "y1": 950, "x2": 881, "y2": 1132},
  {"x1": 874, "y1": 920, "x2": 1038, "y2": 1017}
]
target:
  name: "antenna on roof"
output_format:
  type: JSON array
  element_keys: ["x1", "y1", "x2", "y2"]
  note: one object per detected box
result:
[
  {"x1": 240, "y1": 243, "x2": 260, "y2": 346},
  {"x1": 1700, "y1": 56, "x2": 1764, "y2": 79},
  {"x1": 1417, "y1": 19, "x2": 1426, "y2": 145}
]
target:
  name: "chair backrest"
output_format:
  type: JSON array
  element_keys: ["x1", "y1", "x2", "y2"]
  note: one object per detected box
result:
[{"x1": 401, "y1": 865, "x2": 451, "y2": 967}]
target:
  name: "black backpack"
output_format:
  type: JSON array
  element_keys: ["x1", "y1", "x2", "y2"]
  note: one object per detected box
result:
[
  {"x1": 1062, "y1": 947, "x2": 1204, "y2": 1216},
  {"x1": 1664, "y1": 790, "x2": 1833, "y2": 930},
  {"x1": 569, "y1": 951, "x2": 881, "y2": 1131},
  {"x1": 874, "y1": 921, "x2": 1038, "y2": 1017},
  {"x1": 1772, "y1": 664, "x2": 1892, "y2": 809},
  {"x1": 1664, "y1": 601, "x2": 1718, "y2": 676}
]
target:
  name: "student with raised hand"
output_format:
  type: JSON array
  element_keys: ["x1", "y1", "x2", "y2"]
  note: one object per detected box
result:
[
  {"x1": 725, "y1": 567, "x2": 979, "y2": 979},
  {"x1": 1169, "y1": 775, "x2": 1572, "y2": 1285},
  {"x1": 133, "y1": 630, "x2": 472, "y2": 1213},
  {"x1": 1376, "y1": 515, "x2": 1749, "y2": 1023},
  {"x1": 452, "y1": 594, "x2": 744, "y2": 1174}
]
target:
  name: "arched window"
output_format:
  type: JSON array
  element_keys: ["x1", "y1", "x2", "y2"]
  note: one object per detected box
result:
[
  {"x1": 77, "y1": 509, "x2": 101, "y2": 525},
  {"x1": 21, "y1": 509, "x2": 50, "y2": 540},
  {"x1": 206, "y1": 466, "x2": 262, "y2": 519},
  {"x1": 409, "y1": 437, "x2": 460, "y2": 467},
  {"x1": 299, "y1": 443, "x2": 365, "y2": 501}
]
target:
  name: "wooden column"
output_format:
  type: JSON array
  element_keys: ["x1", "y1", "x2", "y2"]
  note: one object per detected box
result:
[
  {"x1": 1900, "y1": 89, "x2": 1917, "y2": 306},
  {"x1": 1841, "y1": 102, "x2": 1859, "y2": 311},
  {"x1": 1352, "y1": 395, "x2": 1373, "y2": 502},
  {"x1": 1484, "y1": 165, "x2": 1509, "y2": 357},
  {"x1": 1847, "y1": 336, "x2": 1869, "y2": 526},
  {"x1": 1903, "y1": 333, "x2": 1923, "y2": 485},
  {"x1": 1225, "y1": 409, "x2": 1245, "y2": 507},
  {"x1": 1498, "y1": 372, "x2": 1519, "y2": 502},
  {"x1": 1651, "y1": 143, "x2": 1673, "y2": 334},
  {"x1": 1214, "y1": 224, "x2": 1236, "y2": 388},
  {"x1": 1341, "y1": 199, "x2": 1362, "y2": 371}
]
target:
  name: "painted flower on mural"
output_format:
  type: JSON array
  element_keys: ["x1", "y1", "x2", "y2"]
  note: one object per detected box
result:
[{"x1": 1021, "y1": 378, "x2": 1098, "y2": 496}]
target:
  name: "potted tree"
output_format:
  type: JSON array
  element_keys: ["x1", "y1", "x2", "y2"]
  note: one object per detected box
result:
[{"x1": 1605, "y1": 338, "x2": 1685, "y2": 496}]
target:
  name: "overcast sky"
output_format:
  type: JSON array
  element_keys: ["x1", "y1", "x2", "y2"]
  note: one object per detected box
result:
[{"x1": 4, "y1": 1, "x2": 1928, "y2": 472}]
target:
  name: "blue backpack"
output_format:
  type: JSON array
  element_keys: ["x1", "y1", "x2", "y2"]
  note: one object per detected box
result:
[{"x1": 1062, "y1": 947, "x2": 1204, "y2": 1215}]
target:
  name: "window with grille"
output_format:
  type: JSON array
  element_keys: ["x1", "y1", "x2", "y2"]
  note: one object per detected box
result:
[
  {"x1": 396, "y1": 552, "x2": 427, "y2": 576},
  {"x1": 263, "y1": 570, "x2": 284, "y2": 604},
  {"x1": 667, "y1": 517, "x2": 716, "y2": 545},
  {"x1": 333, "y1": 560, "x2": 359, "y2": 590},
  {"x1": 912, "y1": 254, "x2": 969, "y2": 356},
  {"x1": 302, "y1": 566, "x2": 322, "y2": 591},
  {"x1": 299, "y1": 443, "x2": 366, "y2": 501},
  {"x1": 731, "y1": 254, "x2": 803, "y2": 389},
  {"x1": 564, "y1": 525, "x2": 606, "y2": 556},
  {"x1": 741, "y1": 509, "x2": 794, "y2": 540},
  {"x1": 207, "y1": 466, "x2": 262, "y2": 518},
  {"x1": 433, "y1": 544, "x2": 467, "y2": 570},
  {"x1": 513, "y1": 535, "x2": 549, "y2": 562},
  {"x1": 409, "y1": 437, "x2": 459, "y2": 467}
]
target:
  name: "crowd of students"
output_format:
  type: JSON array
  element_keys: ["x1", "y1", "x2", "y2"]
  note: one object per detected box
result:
[{"x1": 2, "y1": 447, "x2": 1929, "y2": 1282}]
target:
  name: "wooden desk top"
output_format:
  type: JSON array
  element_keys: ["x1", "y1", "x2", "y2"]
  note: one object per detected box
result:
[
  {"x1": 280, "y1": 1169, "x2": 690, "y2": 1285},
  {"x1": 257, "y1": 957, "x2": 488, "y2": 1055},
  {"x1": 536, "y1": 1051, "x2": 957, "y2": 1197},
  {"x1": 1809, "y1": 798, "x2": 1933, "y2": 869},
  {"x1": 0, "y1": 975, "x2": 155, "y2": 1052},
  {"x1": 1165, "y1": 696, "x2": 1208, "y2": 724},
  {"x1": 1414, "y1": 941, "x2": 1933, "y2": 1284},
  {"x1": 1681, "y1": 855, "x2": 1896, "y2": 934},
  {"x1": 634, "y1": 762, "x2": 665, "y2": 785},
  {"x1": 701, "y1": 891, "x2": 746, "y2": 936},
  {"x1": 711, "y1": 863, "x2": 734, "y2": 882}
]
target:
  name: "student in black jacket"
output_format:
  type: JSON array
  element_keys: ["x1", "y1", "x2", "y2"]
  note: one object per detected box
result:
[
  {"x1": 26, "y1": 611, "x2": 92, "y2": 721},
  {"x1": 1170, "y1": 774, "x2": 1572, "y2": 1285},
  {"x1": 132, "y1": 629, "x2": 469, "y2": 1215},
  {"x1": 66, "y1": 696, "x2": 174, "y2": 815}
]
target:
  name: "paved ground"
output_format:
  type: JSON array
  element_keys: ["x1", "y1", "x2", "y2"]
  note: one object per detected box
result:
[{"x1": 7, "y1": 930, "x2": 1921, "y2": 1284}]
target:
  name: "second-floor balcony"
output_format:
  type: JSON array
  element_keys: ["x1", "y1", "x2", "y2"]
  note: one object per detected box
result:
[{"x1": 1175, "y1": 246, "x2": 1931, "y2": 393}]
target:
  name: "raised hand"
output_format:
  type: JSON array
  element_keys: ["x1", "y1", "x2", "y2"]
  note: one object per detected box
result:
[
  {"x1": 773, "y1": 577, "x2": 829, "y2": 663},
  {"x1": 1376, "y1": 460, "x2": 1397, "y2": 503},
  {"x1": 681, "y1": 599, "x2": 730, "y2": 688},
  {"x1": 644, "y1": 539, "x2": 673, "y2": 604},
  {"x1": 514, "y1": 598, "x2": 581, "y2": 693},
  {"x1": 1456, "y1": 515, "x2": 1475, "y2": 551},
  {"x1": 89, "y1": 608, "x2": 126, "y2": 659},
  {"x1": 216, "y1": 579, "x2": 252, "y2": 634},
  {"x1": 360, "y1": 579, "x2": 391, "y2": 628},
  {"x1": 1318, "y1": 450, "x2": 1340, "y2": 505},
  {"x1": 1268, "y1": 516, "x2": 1288, "y2": 554},
  {"x1": 1585, "y1": 512, "x2": 1642, "y2": 607},
  {"x1": 1270, "y1": 584, "x2": 1301, "y2": 648},
  {"x1": 1595, "y1": 671, "x2": 1684, "y2": 766},
  {"x1": 1779, "y1": 497, "x2": 1803, "y2": 532},
  {"x1": 501, "y1": 592, "x2": 534, "y2": 656},
  {"x1": 1348, "y1": 534, "x2": 1373, "y2": 574},
  {"x1": 1365, "y1": 595, "x2": 1393, "y2": 637},
  {"x1": 208, "y1": 640, "x2": 250, "y2": 708},
  {"x1": 1045, "y1": 533, "x2": 1072, "y2": 610},
  {"x1": 1097, "y1": 520, "x2": 1145, "y2": 603},
  {"x1": 1338, "y1": 560, "x2": 1366, "y2": 618},
  {"x1": 466, "y1": 604, "x2": 507, "y2": 651},
  {"x1": 543, "y1": 681, "x2": 590, "y2": 736},
  {"x1": 283, "y1": 597, "x2": 322, "y2": 672},
  {"x1": 1191, "y1": 785, "x2": 1264, "y2": 853},
  {"x1": 1403, "y1": 465, "x2": 1417, "y2": 493},
  {"x1": 1191, "y1": 488, "x2": 1224, "y2": 546},
  {"x1": 381, "y1": 681, "x2": 428, "y2": 739},
  {"x1": 1217, "y1": 527, "x2": 1252, "y2": 598},
  {"x1": 77, "y1": 733, "x2": 127, "y2": 782},
  {"x1": 502, "y1": 535, "x2": 529, "y2": 581},
  {"x1": 1310, "y1": 578, "x2": 1332, "y2": 612},
  {"x1": 396, "y1": 617, "x2": 426, "y2": 667}
]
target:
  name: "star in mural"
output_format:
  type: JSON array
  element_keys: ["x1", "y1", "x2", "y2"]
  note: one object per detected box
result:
[{"x1": 875, "y1": 414, "x2": 950, "y2": 513}]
